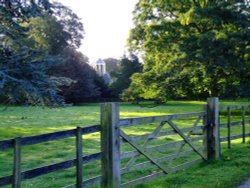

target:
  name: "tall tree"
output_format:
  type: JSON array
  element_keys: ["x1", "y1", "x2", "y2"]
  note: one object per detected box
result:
[
  {"x1": 128, "y1": 0, "x2": 250, "y2": 101},
  {"x1": 109, "y1": 55, "x2": 142, "y2": 98},
  {"x1": 0, "y1": 0, "x2": 84, "y2": 105},
  {"x1": 27, "y1": 4, "x2": 83, "y2": 55},
  {"x1": 52, "y1": 48, "x2": 103, "y2": 103},
  {"x1": 103, "y1": 58, "x2": 120, "y2": 74}
]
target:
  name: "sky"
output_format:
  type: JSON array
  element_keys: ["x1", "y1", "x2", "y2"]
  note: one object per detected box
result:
[{"x1": 58, "y1": 0, "x2": 137, "y2": 63}]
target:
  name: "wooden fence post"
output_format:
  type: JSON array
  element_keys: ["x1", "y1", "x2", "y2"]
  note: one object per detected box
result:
[
  {"x1": 227, "y1": 106, "x2": 231, "y2": 149},
  {"x1": 202, "y1": 104, "x2": 208, "y2": 158},
  {"x1": 206, "y1": 97, "x2": 221, "y2": 160},
  {"x1": 100, "y1": 103, "x2": 121, "y2": 188},
  {"x1": 13, "y1": 137, "x2": 22, "y2": 188},
  {"x1": 242, "y1": 106, "x2": 246, "y2": 143},
  {"x1": 76, "y1": 126, "x2": 83, "y2": 188}
]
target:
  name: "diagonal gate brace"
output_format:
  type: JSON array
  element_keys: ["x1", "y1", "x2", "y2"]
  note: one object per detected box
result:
[
  {"x1": 124, "y1": 121, "x2": 166, "y2": 170},
  {"x1": 167, "y1": 120, "x2": 207, "y2": 161},
  {"x1": 167, "y1": 115, "x2": 203, "y2": 168},
  {"x1": 120, "y1": 130, "x2": 169, "y2": 174}
]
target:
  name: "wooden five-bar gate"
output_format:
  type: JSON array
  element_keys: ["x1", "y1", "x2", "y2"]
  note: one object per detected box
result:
[{"x1": 0, "y1": 98, "x2": 249, "y2": 187}]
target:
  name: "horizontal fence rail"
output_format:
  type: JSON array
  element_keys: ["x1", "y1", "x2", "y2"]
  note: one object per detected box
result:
[
  {"x1": 220, "y1": 120, "x2": 250, "y2": 128},
  {"x1": 220, "y1": 133, "x2": 250, "y2": 142},
  {"x1": 121, "y1": 136, "x2": 205, "y2": 160},
  {"x1": 0, "y1": 125, "x2": 101, "y2": 187},
  {"x1": 219, "y1": 104, "x2": 250, "y2": 149},
  {"x1": 0, "y1": 153, "x2": 101, "y2": 187},
  {"x1": 120, "y1": 126, "x2": 204, "y2": 144},
  {"x1": 0, "y1": 125, "x2": 100, "y2": 151},
  {"x1": 219, "y1": 105, "x2": 250, "y2": 111},
  {"x1": 119, "y1": 112, "x2": 206, "y2": 127}
]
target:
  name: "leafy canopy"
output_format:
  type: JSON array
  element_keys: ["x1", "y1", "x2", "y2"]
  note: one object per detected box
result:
[
  {"x1": 128, "y1": 0, "x2": 250, "y2": 101},
  {"x1": 109, "y1": 55, "x2": 142, "y2": 98},
  {"x1": 0, "y1": 0, "x2": 84, "y2": 105}
]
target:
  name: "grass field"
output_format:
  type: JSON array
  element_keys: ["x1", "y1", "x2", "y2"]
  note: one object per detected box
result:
[{"x1": 0, "y1": 100, "x2": 250, "y2": 188}]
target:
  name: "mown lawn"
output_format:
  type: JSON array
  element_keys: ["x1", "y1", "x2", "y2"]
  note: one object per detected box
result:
[
  {"x1": 0, "y1": 99, "x2": 249, "y2": 188},
  {"x1": 136, "y1": 141, "x2": 250, "y2": 188}
]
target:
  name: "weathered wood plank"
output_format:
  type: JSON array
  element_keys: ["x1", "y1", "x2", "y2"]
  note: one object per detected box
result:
[
  {"x1": 220, "y1": 133, "x2": 250, "y2": 142},
  {"x1": 82, "y1": 176, "x2": 101, "y2": 187},
  {"x1": 0, "y1": 153, "x2": 101, "y2": 187},
  {"x1": 100, "y1": 103, "x2": 121, "y2": 188},
  {"x1": 202, "y1": 105, "x2": 208, "y2": 159},
  {"x1": 0, "y1": 125, "x2": 100, "y2": 151},
  {"x1": 0, "y1": 139, "x2": 13, "y2": 151},
  {"x1": 119, "y1": 112, "x2": 206, "y2": 127},
  {"x1": 166, "y1": 120, "x2": 206, "y2": 161},
  {"x1": 227, "y1": 107, "x2": 231, "y2": 149},
  {"x1": 123, "y1": 121, "x2": 166, "y2": 170},
  {"x1": 0, "y1": 122, "x2": 205, "y2": 153},
  {"x1": 169, "y1": 158, "x2": 203, "y2": 172},
  {"x1": 220, "y1": 121, "x2": 242, "y2": 128},
  {"x1": 81, "y1": 125, "x2": 100, "y2": 134},
  {"x1": 167, "y1": 116, "x2": 203, "y2": 169},
  {"x1": 242, "y1": 106, "x2": 246, "y2": 143},
  {"x1": 21, "y1": 125, "x2": 100, "y2": 145},
  {"x1": 206, "y1": 98, "x2": 220, "y2": 160},
  {"x1": 121, "y1": 148, "x2": 203, "y2": 174},
  {"x1": 0, "y1": 176, "x2": 11, "y2": 187},
  {"x1": 21, "y1": 129, "x2": 76, "y2": 146},
  {"x1": 121, "y1": 171, "x2": 164, "y2": 188},
  {"x1": 76, "y1": 127, "x2": 83, "y2": 188},
  {"x1": 121, "y1": 136, "x2": 204, "y2": 160},
  {"x1": 219, "y1": 105, "x2": 250, "y2": 111},
  {"x1": 121, "y1": 158, "x2": 203, "y2": 188},
  {"x1": 64, "y1": 176, "x2": 101, "y2": 188},
  {"x1": 13, "y1": 137, "x2": 22, "y2": 188},
  {"x1": 121, "y1": 126, "x2": 204, "y2": 143},
  {"x1": 120, "y1": 130, "x2": 169, "y2": 174}
]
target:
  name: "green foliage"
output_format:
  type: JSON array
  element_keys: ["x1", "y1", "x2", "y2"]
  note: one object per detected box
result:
[
  {"x1": 25, "y1": 5, "x2": 105, "y2": 103},
  {"x1": 52, "y1": 48, "x2": 105, "y2": 103},
  {"x1": 103, "y1": 58, "x2": 120, "y2": 73},
  {"x1": 128, "y1": 0, "x2": 250, "y2": 101},
  {"x1": 109, "y1": 55, "x2": 142, "y2": 98},
  {"x1": 0, "y1": 0, "x2": 84, "y2": 105},
  {"x1": 0, "y1": 46, "x2": 71, "y2": 105},
  {"x1": 27, "y1": 15, "x2": 70, "y2": 55},
  {"x1": 26, "y1": 4, "x2": 84, "y2": 54}
]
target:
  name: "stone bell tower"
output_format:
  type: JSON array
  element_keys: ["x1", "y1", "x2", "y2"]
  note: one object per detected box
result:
[
  {"x1": 95, "y1": 58, "x2": 106, "y2": 76},
  {"x1": 94, "y1": 58, "x2": 111, "y2": 84}
]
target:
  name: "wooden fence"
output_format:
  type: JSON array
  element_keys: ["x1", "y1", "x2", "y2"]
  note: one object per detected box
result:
[
  {"x1": 219, "y1": 104, "x2": 250, "y2": 148},
  {"x1": 0, "y1": 98, "x2": 249, "y2": 187},
  {"x1": 0, "y1": 125, "x2": 101, "y2": 187}
]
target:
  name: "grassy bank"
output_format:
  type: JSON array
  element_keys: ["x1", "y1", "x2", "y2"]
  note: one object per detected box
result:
[
  {"x1": 0, "y1": 100, "x2": 249, "y2": 187},
  {"x1": 136, "y1": 141, "x2": 250, "y2": 188}
]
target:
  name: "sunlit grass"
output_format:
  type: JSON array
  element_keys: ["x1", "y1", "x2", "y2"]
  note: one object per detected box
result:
[{"x1": 137, "y1": 140, "x2": 250, "y2": 188}]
